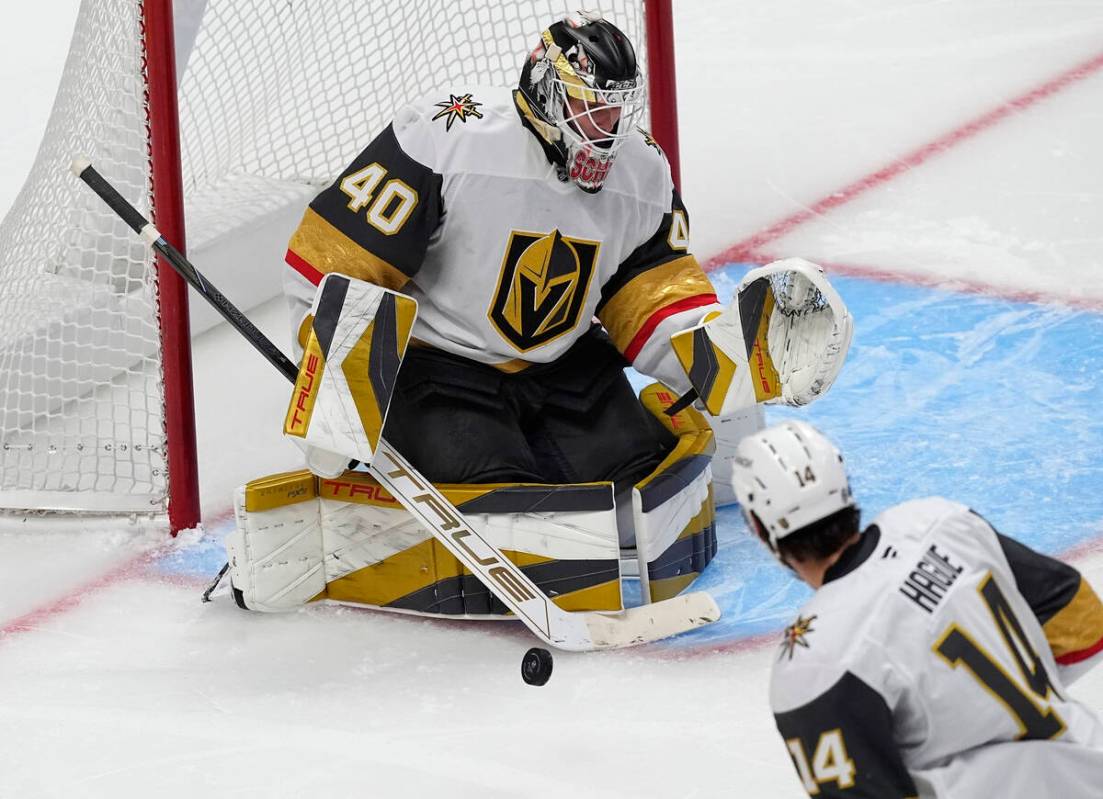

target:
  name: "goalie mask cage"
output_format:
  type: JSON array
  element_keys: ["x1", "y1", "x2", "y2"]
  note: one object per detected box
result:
[{"x1": 0, "y1": 0, "x2": 681, "y2": 534}]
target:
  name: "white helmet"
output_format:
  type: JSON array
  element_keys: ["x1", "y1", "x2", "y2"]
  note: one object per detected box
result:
[{"x1": 731, "y1": 421, "x2": 854, "y2": 552}]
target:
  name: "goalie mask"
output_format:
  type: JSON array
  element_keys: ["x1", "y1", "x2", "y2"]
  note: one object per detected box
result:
[
  {"x1": 515, "y1": 11, "x2": 646, "y2": 193},
  {"x1": 731, "y1": 421, "x2": 855, "y2": 555}
]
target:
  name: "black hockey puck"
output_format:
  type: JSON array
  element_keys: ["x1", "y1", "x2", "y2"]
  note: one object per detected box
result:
[{"x1": 521, "y1": 647, "x2": 553, "y2": 686}]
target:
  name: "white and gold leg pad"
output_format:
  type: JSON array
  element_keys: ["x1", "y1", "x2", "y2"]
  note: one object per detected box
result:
[
  {"x1": 227, "y1": 471, "x2": 623, "y2": 617},
  {"x1": 633, "y1": 384, "x2": 719, "y2": 603}
]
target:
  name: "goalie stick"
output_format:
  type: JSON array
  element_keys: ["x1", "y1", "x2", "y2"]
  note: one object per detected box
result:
[{"x1": 71, "y1": 157, "x2": 721, "y2": 652}]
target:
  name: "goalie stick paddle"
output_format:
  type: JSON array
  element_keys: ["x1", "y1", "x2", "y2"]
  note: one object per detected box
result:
[{"x1": 71, "y1": 157, "x2": 721, "y2": 652}]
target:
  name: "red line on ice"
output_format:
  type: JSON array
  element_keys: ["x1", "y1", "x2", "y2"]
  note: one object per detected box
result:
[
  {"x1": 702, "y1": 49, "x2": 1103, "y2": 271},
  {"x1": 751, "y1": 253, "x2": 1103, "y2": 312},
  {"x1": 0, "y1": 510, "x2": 234, "y2": 644},
  {"x1": 0, "y1": 549, "x2": 161, "y2": 638}
]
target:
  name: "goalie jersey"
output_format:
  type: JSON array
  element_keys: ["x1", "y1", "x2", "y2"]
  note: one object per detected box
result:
[
  {"x1": 772, "y1": 497, "x2": 1103, "y2": 798},
  {"x1": 283, "y1": 85, "x2": 719, "y2": 391}
]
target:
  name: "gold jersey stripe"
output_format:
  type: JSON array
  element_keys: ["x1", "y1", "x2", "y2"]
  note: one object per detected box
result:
[
  {"x1": 1043, "y1": 577, "x2": 1103, "y2": 661},
  {"x1": 288, "y1": 207, "x2": 410, "y2": 291},
  {"x1": 598, "y1": 255, "x2": 715, "y2": 353}
]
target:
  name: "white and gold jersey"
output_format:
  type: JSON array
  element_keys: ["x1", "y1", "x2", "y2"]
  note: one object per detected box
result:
[
  {"x1": 770, "y1": 497, "x2": 1103, "y2": 798},
  {"x1": 283, "y1": 86, "x2": 718, "y2": 389}
]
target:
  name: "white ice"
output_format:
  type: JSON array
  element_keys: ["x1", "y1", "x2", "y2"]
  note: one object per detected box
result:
[{"x1": 2, "y1": 1, "x2": 1103, "y2": 797}]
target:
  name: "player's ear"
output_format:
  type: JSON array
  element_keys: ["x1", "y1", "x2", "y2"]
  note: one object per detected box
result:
[{"x1": 744, "y1": 509, "x2": 776, "y2": 552}]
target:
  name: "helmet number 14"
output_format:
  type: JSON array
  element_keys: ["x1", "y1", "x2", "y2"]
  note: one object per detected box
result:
[{"x1": 795, "y1": 466, "x2": 816, "y2": 487}]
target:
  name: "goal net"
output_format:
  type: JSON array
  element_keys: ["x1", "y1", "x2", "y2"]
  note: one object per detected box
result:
[{"x1": 0, "y1": 0, "x2": 671, "y2": 531}]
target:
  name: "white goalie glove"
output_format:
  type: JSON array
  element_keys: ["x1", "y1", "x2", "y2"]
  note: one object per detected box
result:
[{"x1": 670, "y1": 258, "x2": 853, "y2": 415}]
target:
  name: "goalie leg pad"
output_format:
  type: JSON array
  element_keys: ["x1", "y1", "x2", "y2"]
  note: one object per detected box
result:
[
  {"x1": 228, "y1": 470, "x2": 624, "y2": 616},
  {"x1": 284, "y1": 273, "x2": 418, "y2": 475},
  {"x1": 227, "y1": 471, "x2": 327, "y2": 611},
  {"x1": 634, "y1": 384, "x2": 719, "y2": 602}
]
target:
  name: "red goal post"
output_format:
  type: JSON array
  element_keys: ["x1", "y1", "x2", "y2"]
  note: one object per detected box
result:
[{"x1": 0, "y1": 0, "x2": 681, "y2": 534}]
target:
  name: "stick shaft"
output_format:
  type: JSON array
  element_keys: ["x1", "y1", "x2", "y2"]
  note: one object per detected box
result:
[{"x1": 73, "y1": 161, "x2": 298, "y2": 382}]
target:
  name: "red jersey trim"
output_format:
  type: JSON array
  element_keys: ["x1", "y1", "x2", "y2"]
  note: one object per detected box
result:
[
  {"x1": 286, "y1": 248, "x2": 324, "y2": 286},
  {"x1": 1056, "y1": 633, "x2": 1103, "y2": 665},
  {"x1": 623, "y1": 293, "x2": 719, "y2": 362}
]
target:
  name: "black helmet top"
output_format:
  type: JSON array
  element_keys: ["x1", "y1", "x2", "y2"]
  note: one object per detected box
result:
[{"x1": 515, "y1": 11, "x2": 645, "y2": 192}]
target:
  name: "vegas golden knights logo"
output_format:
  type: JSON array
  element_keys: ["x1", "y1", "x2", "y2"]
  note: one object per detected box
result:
[{"x1": 488, "y1": 229, "x2": 600, "y2": 352}]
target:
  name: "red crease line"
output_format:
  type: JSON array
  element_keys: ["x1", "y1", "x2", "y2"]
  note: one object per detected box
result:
[
  {"x1": 747, "y1": 253, "x2": 1103, "y2": 312},
  {"x1": 0, "y1": 548, "x2": 163, "y2": 638}
]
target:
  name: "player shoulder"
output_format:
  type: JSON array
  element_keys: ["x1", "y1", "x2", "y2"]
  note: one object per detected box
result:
[
  {"x1": 872, "y1": 496, "x2": 995, "y2": 551},
  {"x1": 870, "y1": 497, "x2": 971, "y2": 541},
  {"x1": 391, "y1": 85, "x2": 527, "y2": 172},
  {"x1": 769, "y1": 593, "x2": 883, "y2": 713},
  {"x1": 601, "y1": 126, "x2": 675, "y2": 204}
]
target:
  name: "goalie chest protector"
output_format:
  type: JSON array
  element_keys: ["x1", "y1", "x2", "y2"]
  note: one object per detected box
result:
[{"x1": 285, "y1": 86, "x2": 714, "y2": 370}]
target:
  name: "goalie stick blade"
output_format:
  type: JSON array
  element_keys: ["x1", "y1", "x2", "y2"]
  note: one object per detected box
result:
[{"x1": 575, "y1": 591, "x2": 721, "y2": 651}]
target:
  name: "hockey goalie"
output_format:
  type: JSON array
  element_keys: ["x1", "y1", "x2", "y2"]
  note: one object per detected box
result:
[{"x1": 223, "y1": 12, "x2": 853, "y2": 623}]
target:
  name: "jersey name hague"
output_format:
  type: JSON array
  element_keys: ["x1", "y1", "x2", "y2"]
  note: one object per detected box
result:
[{"x1": 771, "y1": 497, "x2": 1103, "y2": 797}]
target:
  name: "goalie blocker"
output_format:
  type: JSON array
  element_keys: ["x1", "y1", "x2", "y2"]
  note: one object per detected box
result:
[
  {"x1": 226, "y1": 384, "x2": 718, "y2": 615},
  {"x1": 284, "y1": 273, "x2": 417, "y2": 477}
]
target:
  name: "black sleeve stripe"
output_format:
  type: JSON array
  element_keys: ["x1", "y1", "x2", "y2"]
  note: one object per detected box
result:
[
  {"x1": 976, "y1": 514, "x2": 1103, "y2": 663},
  {"x1": 774, "y1": 672, "x2": 918, "y2": 798},
  {"x1": 987, "y1": 525, "x2": 1080, "y2": 625},
  {"x1": 308, "y1": 123, "x2": 443, "y2": 279}
]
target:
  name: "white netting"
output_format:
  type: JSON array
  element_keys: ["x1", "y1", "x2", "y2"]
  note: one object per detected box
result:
[
  {"x1": 0, "y1": 0, "x2": 648, "y2": 517},
  {"x1": 0, "y1": 0, "x2": 164, "y2": 513},
  {"x1": 177, "y1": 0, "x2": 648, "y2": 242}
]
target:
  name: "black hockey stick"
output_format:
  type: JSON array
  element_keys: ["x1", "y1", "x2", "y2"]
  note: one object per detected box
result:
[
  {"x1": 70, "y1": 158, "x2": 298, "y2": 383},
  {"x1": 71, "y1": 157, "x2": 720, "y2": 650}
]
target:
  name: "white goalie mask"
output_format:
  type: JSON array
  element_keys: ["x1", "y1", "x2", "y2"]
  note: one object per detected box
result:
[
  {"x1": 731, "y1": 421, "x2": 855, "y2": 554},
  {"x1": 517, "y1": 12, "x2": 647, "y2": 193}
]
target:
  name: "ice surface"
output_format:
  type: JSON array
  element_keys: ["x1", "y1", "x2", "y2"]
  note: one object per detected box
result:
[{"x1": 2, "y1": 1, "x2": 1103, "y2": 796}]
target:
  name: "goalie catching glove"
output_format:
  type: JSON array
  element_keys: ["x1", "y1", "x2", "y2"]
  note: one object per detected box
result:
[
  {"x1": 283, "y1": 273, "x2": 417, "y2": 477},
  {"x1": 670, "y1": 258, "x2": 853, "y2": 416}
]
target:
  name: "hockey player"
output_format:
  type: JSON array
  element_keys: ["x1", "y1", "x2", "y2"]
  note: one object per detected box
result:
[
  {"x1": 219, "y1": 13, "x2": 851, "y2": 623},
  {"x1": 279, "y1": 11, "x2": 849, "y2": 487},
  {"x1": 732, "y1": 421, "x2": 1103, "y2": 798}
]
